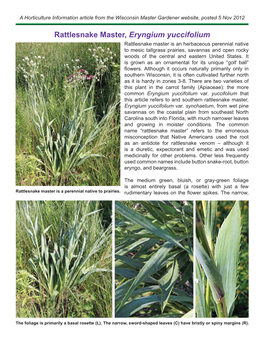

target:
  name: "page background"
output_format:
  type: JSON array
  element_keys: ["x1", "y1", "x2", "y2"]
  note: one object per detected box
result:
[{"x1": 2, "y1": 1, "x2": 263, "y2": 339}]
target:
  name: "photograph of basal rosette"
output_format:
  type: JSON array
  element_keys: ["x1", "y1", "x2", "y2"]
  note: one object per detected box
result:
[{"x1": 16, "y1": 201, "x2": 112, "y2": 318}]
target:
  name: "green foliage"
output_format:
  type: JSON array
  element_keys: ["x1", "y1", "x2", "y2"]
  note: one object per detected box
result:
[
  {"x1": 196, "y1": 201, "x2": 248, "y2": 318},
  {"x1": 16, "y1": 43, "x2": 120, "y2": 186},
  {"x1": 16, "y1": 201, "x2": 112, "y2": 318},
  {"x1": 16, "y1": 154, "x2": 45, "y2": 186},
  {"x1": 33, "y1": 108, "x2": 110, "y2": 185},
  {"x1": 115, "y1": 201, "x2": 193, "y2": 318}
]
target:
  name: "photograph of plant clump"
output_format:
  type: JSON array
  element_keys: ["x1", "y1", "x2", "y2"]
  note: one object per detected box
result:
[
  {"x1": 115, "y1": 201, "x2": 193, "y2": 318},
  {"x1": 16, "y1": 43, "x2": 120, "y2": 186},
  {"x1": 195, "y1": 201, "x2": 249, "y2": 318},
  {"x1": 16, "y1": 201, "x2": 112, "y2": 318}
]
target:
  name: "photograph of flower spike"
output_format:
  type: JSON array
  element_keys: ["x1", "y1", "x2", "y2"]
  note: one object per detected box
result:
[
  {"x1": 115, "y1": 201, "x2": 193, "y2": 318},
  {"x1": 16, "y1": 201, "x2": 112, "y2": 318},
  {"x1": 16, "y1": 43, "x2": 120, "y2": 186},
  {"x1": 195, "y1": 201, "x2": 249, "y2": 318}
]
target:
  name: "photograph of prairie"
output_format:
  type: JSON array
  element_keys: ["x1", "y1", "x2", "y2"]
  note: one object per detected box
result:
[
  {"x1": 195, "y1": 201, "x2": 249, "y2": 318},
  {"x1": 16, "y1": 43, "x2": 120, "y2": 186},
  {"x1": 16, "y1": 201, "x2": 112, "y2": 318},
  {"x1": 115, "y1": 201, "x2": 193, "y2": 318}
]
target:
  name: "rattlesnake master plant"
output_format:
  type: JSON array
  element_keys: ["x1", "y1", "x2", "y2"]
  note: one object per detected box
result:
[
  {"x1": 22, "y1": 201, "x2": 112, "y2": 305},
  {"x1": 16, "y1": 43, "x2": 120, "y2": 186},
  {"x1": 33, "y1": 107, "x2": 107, "y2": 185},
  {"x1": 115, "y1": 201, "x2": 193, "y2": 318},
  {"x1": 195, "y1": 201, "x2": 243, "y2": 317}
]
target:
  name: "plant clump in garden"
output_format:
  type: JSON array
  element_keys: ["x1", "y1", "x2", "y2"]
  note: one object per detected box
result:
[
  {"x1": 16, "y1": 43, "x2": 120, "y2": 186},
  {"x1": 16, "y1": 201, "x2": 112, "y2": 318}
]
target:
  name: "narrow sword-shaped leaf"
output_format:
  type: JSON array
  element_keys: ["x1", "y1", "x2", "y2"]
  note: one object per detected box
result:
[
  {"x1": 158, "y1": 259, "x2": 179, "y2": 313},
  {"x1": 116, "y1": 283, "x2": 160, "y2": 302},
  {"x1": 195, "y1": 237, "x2": 225, "y2": 307},
  {"x1": 214, "y1": 201, "x2": 241, "y2": 316},
  {"x1": 195, "y1": 262, "x2": 207, "y2": 317},
  {"x1": 115, "y1": 202, "x2": 187, "y2": 252},
  {"x1": 204, "y1": 201, "x2": 217, "y2": 253},
  {"x1": 116, "y1": 294, "x2": 191, "y2": 317},
  {"x1": 116, "y1": 242, "x2": 174, "y2": 313}
]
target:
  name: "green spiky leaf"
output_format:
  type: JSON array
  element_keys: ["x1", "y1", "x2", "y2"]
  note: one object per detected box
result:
[{"x1": 214, "y1": 201, "x2": 241, "y2": 316}]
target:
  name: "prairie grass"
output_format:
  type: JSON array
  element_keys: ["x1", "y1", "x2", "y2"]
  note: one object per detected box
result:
[
  {"x1": 16, "y1": 201, "x2": 112, "y2": 318},
  {"x1": 16, "y1": 43, "x2": 120, "y2": 186}
]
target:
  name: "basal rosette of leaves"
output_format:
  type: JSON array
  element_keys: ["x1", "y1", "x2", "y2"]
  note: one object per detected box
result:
[
  {"x1": 115, "y1": 201, "x2": 193, "y2": 318},
  {"x1": 16, "y1": 201, "x2": 112, "y2": 317}
]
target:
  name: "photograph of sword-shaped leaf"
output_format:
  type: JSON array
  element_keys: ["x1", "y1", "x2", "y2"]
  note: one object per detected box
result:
[
  {"x1": 195, "y1": 201, "x2": 249, "y2": 318},
  {"x1": 115, "y1": 201, "x2": 193, "y2": 318}
]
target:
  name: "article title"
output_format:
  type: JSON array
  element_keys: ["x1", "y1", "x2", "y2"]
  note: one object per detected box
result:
[{"x1": 54, "y1": 31, "x2": 210, "y2": 39}]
